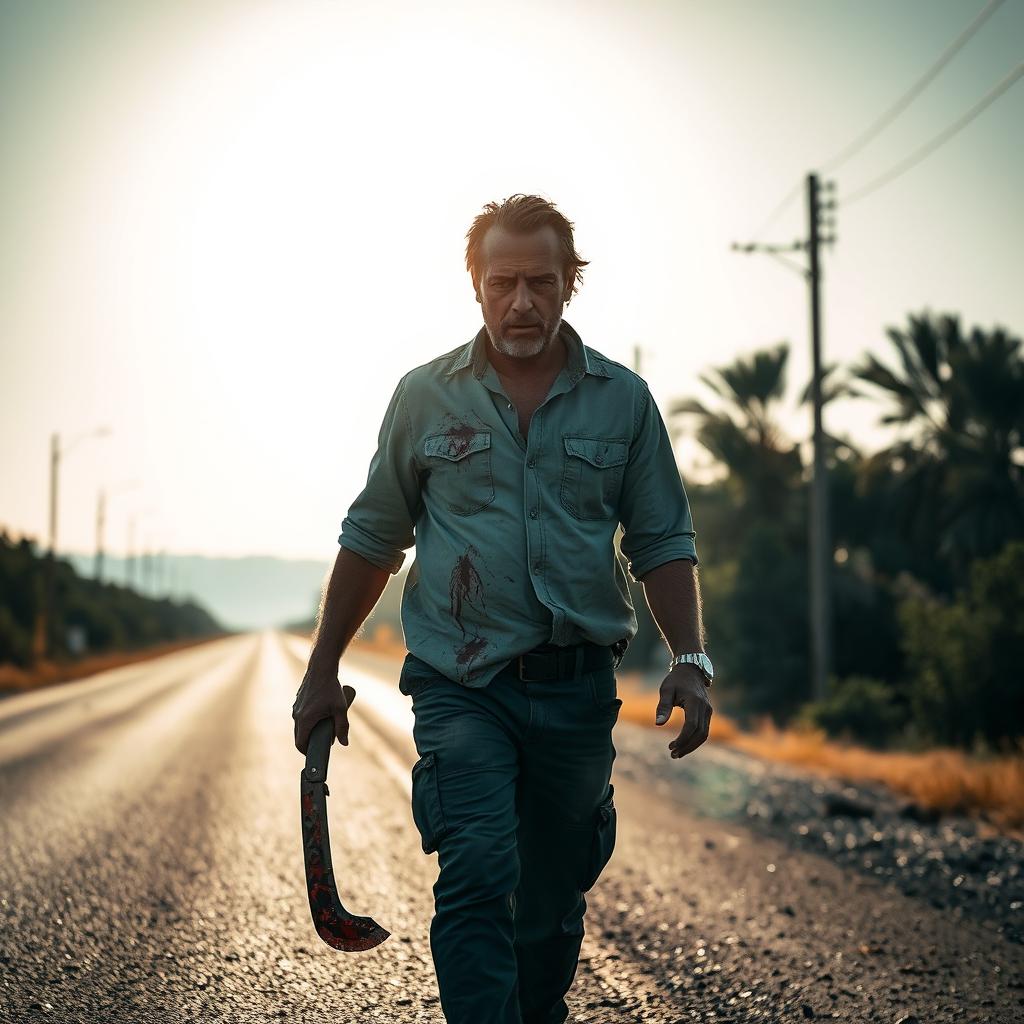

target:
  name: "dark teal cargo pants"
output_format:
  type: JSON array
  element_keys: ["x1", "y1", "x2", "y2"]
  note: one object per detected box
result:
[{"x1": 399, "y1": 650, "x2": 621, "y2": 1024}]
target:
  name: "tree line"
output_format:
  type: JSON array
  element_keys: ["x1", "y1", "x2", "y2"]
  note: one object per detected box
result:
[
  {"x1": 0, "y1": 532, "x2": 223, "y2": 670},
  {"x1": 625, "y1": 310, "x2": 1023, "y2": 752}
]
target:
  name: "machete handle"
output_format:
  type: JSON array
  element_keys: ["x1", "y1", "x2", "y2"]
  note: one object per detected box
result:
[{"x1": 304, "y1": 717, "x2": 334, "y2": 783}]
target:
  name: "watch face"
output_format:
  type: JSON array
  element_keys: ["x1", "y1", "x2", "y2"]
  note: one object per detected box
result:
[{"x1": 697, "y1": 653, "x2": 714, "y2": 680}]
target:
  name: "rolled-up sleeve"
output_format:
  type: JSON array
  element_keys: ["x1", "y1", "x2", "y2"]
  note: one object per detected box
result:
[
  {"x1": 338, "y1": 374, "x2": 422, "y2": 574},
  {"x1": 618, "y1": 381, "x2": 698, "y2": 583}
]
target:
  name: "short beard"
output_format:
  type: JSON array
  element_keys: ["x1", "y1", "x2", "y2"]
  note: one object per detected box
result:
[{"x1": 486, "y1": 315, "x2": 562, "y2": 359}]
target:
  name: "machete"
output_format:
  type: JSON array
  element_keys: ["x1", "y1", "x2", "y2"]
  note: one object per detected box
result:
[{"x1": 300, "y1": 716, "x2": 390, "y2": 951}]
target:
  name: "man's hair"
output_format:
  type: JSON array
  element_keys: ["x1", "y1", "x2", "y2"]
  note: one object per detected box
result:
[{"x1": 465, "y1": 194, "x2": 590, "y2": 299}]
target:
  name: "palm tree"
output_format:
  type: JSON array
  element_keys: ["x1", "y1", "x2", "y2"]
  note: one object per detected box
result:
[
  {"x1": 669, "y1": 343, "x2": 840, "y2": 526},
  {"x1": 853, "y1": 311, "x2": 1024, "y2": 565}
]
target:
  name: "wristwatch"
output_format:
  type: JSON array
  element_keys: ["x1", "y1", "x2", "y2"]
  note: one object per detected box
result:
[{"x1": 669, "y1": 651, "x2": 714, "y2": 685}]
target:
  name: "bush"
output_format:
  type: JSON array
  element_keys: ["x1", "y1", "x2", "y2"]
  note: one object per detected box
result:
[
  {"x1": 899, "y1": 540, "x2": 1024, "y2": 750},
  {"x1": 799, "y1": 676, "x2": 907, "y2": 748}
]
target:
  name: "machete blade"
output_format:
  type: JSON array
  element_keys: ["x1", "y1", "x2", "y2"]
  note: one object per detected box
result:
[{"x1": 300, "y1": 717, "x2": 390, "y2": 952}]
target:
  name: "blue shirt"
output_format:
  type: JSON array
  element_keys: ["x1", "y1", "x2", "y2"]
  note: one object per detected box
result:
[{"x1": 338, "y1": 320, "x2": 698, "y2": 688}]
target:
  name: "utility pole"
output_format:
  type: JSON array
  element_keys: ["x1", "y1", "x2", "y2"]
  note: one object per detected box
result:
[
  {"x1": 127, "y1": 516, "x2": 137, "y2": 590},
  {"x1": 731, "y1": 173, "x2": 836, "y2": 701},
  {"x1": 142, "y1": 536, "x2": 155, "y2": 595},
  {"x1": 126, "y1": 507, "x2": 157, "y2": 592},
  {"x1": 41, "y1": 434, "x2": 60, "y2": 660},
  {"x1": 806, "y1": 173, "x2": 833, "y2": 703},
  {"x1": 94, "y1": 481, "x2": 139, "y2": 584},
  {"x1": 94, "y1": 489, "x2": 106, "y2": 583},
  {"x1": 48, "y1": 435, "x2": 59, "y2": 560},
  {"x1": 41, "y1": 427, "x2": 109, "y2": 659}
]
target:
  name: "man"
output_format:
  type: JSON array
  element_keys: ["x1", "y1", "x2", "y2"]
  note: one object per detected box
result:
[{"x1": 292, "y1": 194, "x2": 713, "y2": 1024}]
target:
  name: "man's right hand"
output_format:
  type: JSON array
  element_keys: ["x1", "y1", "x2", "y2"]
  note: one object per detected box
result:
[{"x1": 292, "y1": 663, "x2": 357, "y2": 755}]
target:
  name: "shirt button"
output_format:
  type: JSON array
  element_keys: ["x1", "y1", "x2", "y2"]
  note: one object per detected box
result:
[
  {"x1": 527, "y1": 457, "x2": 536, "y2": 468},
  {"x1": 595, "y1": 454, "x2": 604, "y2": 464},
  {"x1": 532, "y1": 562, "x2": 542, "y2": 573},
  {"x1": 529, "y1": 508, "x2": 538, "y2": 519}
]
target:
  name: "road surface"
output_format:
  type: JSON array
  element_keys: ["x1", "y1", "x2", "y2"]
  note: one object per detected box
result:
[{"x1": 1, "y1": 633, "x2": 1019, "y2": 1023}]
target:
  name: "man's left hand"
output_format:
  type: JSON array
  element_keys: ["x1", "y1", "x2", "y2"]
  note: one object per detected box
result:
[{"x1": 654, "y1": 665, "x2": 712, "y2": 759}]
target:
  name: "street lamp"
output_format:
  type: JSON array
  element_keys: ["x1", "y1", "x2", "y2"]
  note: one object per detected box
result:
[{"x1": 48, "y1": 426, "x2": 111, "y2": 557}]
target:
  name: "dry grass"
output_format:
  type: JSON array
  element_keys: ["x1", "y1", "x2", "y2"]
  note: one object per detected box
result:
[
  {"x1": 0, "y1": 634, "x2": 230, "y2": 693},
  {"x1": 617, "y1": 673, "x2": 1024, "y2": 830}
]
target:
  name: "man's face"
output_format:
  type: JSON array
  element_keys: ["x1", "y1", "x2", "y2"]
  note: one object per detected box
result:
[{"x1": 476, "y1": 224, "x2": 572, "y2": 359}]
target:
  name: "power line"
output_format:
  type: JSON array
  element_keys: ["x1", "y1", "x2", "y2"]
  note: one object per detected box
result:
[
  {"x1": 748, "y1": 179, "x2": 804, "y2": 243},
  {"x1": 842, "y1": 62, "x2": 1024, "y2": 206},
  {"x1": 820, "y1": 0, "x2": 1007, "y2": 174},
  {"x1": 746, "y1": 0, "x2": 1006, "y2": 239}
]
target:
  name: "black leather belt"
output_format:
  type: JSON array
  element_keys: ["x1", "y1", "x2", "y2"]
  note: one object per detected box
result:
[{"x1": 515, "y1": 641, "x2": 618, "y2": 682}]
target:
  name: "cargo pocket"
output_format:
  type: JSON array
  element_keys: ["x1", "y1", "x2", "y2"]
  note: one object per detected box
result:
[
  {"x1": 579, "y1": 785, "x2": 617, "y2": 892},
  {"x1": 410, "y1": 752, "x2": 449, "y2": 854}
]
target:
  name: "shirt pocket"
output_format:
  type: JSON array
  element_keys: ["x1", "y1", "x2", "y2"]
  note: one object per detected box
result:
[
  {"x1": 560, "y1": 435, "x2": 629, "y2": 521},
  {"x1": 423, "y1": 430, "x2": 495, "y2": 516}
]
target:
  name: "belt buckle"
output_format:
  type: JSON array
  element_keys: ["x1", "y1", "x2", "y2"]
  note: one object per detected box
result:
[{"x1": 517, "y1": 651, "x2": 548, "y2": 682}]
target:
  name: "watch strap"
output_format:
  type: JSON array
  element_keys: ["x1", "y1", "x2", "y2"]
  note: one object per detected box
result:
[{"x1": 669, "y1": 652, "x2": 713, "y2": 685}]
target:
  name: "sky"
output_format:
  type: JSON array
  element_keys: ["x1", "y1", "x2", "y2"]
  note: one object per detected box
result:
[{"x1": 1, "y1": 0, "x2": 1022, "y2": 562}]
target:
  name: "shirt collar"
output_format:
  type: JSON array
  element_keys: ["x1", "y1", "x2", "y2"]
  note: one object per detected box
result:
[{"x1": 444, "y1": 319, "x2": 611, "y2": 383}]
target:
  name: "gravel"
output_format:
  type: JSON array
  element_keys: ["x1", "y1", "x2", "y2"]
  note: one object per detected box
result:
[{"x1": 612, "y1": 722, "x2": 1024, "y2": 945}]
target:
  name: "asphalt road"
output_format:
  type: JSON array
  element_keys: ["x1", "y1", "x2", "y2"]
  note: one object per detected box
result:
[{"x1": 1, "y1": 632, "x2": 1020, "y2": 1023}]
